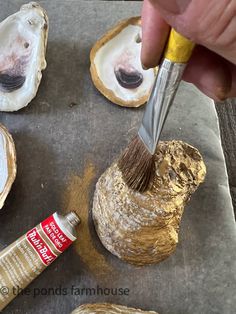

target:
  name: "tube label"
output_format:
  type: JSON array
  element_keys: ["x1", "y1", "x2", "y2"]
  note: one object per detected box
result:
[
  {"x1": 26, "y1": 214, "x2": 73, "y2": 266},
  {"x1": 41, "y1": 214, "x2": 73, "y2": 253},
  {"x1": 27, "y1": 228, "x2": 57, "y2": 266},
  {"x1": 0, "y1": 212, "x2": 76, "y2": 311}
]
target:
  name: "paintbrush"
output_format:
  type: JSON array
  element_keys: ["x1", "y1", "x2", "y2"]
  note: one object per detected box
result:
[{"x1": 118, "y1": 29, "x2": 195, "y2": 192}]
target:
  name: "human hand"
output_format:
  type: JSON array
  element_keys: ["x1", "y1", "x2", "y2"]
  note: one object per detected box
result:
[{"x1": 141, "y1": 0, "x2": 236, "y2": 101}]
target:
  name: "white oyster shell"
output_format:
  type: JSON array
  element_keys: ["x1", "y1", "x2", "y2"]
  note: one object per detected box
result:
[
  {"x1": 0, "y1": 2, "x2": 48, "y2": 111},
  {"x1": 90, "y1": 17, "x2": 156, "y2": 107},
  {"x1": 0, "y1": 124, "x2": 17, "y2": 209}
]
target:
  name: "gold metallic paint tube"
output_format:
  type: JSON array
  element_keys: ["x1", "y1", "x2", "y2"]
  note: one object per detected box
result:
[{"x1": 0, "y1": 211, "x2": 80, "y2": 311}]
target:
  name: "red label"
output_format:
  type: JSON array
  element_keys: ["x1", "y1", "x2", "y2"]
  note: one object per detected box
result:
[
  {"x1": 27, "y1": 228, "x2": 57, "y2": 266},
  {"x1": 41, "y1": 215, "x2": 73, "y2": 253}
]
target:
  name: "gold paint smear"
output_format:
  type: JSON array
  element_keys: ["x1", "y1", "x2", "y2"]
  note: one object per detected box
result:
[{"x1": 62, "y1": 162, "x2": 112, "y2": 277}]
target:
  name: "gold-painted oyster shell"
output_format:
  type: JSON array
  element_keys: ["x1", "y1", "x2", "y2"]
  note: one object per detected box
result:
[
  {"x1": 90, "y1": 17, "x2": 156, "y2": 108},
  {"x1": 92, "y1": 141, "x2": 206, "y2": 266},
  {"x1": 0, "y1": 124, "x2": 16, "y2": 209},
  {"x1": 0, "y1": 2, "x2": 48, "y2": 111},
  {"x1": 71, "y1": 303, "x2": 159, "y2": 314}
]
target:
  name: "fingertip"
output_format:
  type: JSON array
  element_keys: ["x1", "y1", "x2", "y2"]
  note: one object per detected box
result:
[
  {"x1": 141, "y1": 56, "x2": 161, "y2": 70},
  {"x1": 141, "y1": 0, "x2": 170, "y2": 68},
  {"x1": 141, "y1": 63, "x2": 148, "y2": 70}
]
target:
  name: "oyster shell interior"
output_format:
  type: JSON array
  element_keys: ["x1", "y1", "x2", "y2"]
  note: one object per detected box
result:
[
  {"x1": 0, "y1": 124, "x2": 17, "y2": 209},
  {"x1": 0, "y1": 2, "x2": 48, "y2": 111},
  {"x1": 90, "y1": 17, "x2": 156, "y2": 107}
]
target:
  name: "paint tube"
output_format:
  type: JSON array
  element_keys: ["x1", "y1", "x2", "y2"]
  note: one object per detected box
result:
[{"x1": 0, "y1": 211, "x2": 80, "y2": 310}]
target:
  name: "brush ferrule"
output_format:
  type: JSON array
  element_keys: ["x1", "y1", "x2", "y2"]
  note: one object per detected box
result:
[{"x1": 138, "y1": 59, "x2": 186, "y2": 155}]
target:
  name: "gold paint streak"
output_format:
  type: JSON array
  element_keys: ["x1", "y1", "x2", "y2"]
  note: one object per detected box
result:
[{"x1": 62, "y1": 162, "x2": 112, "y2": 278}]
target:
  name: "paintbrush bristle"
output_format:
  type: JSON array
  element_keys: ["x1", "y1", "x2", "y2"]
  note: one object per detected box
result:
[{"x1": 118, "y1": 135, "x2": 155, "y2": 192}]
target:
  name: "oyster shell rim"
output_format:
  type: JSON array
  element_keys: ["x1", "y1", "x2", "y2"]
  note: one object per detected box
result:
[
  {"x1": 0, "y1": 123, "x2": 17, "y2": 209},
  {"x1": 23, "y1": 2, "x2": 49, "y2": 72},
  {"x1": 90, "y1": 16, "x2": 156, "y2": 108},
  {"x1": 71, "y1": 303, "x2": 159, "y2": 314}
]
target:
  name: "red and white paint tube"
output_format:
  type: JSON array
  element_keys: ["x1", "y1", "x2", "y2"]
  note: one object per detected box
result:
[{"x1": 0, "y1": 211, "x2": 80, "y2": 310}]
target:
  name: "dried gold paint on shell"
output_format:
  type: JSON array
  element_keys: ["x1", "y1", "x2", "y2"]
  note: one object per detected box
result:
[
  {"x1": 92, "y1": 141, "x2": 206, "y2": 266},
  {"x1": 71, "y1": 303, "x2": 159, "y2": 314}
]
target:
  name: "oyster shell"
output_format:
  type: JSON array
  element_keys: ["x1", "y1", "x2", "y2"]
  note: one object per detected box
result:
[
  {"x1": 0, "y1": 2, "x2": 48, "y2": 111},
  {"x1": 90, "y1": 17, "x2": 156, "y2": 107},
  {"x1": 0, "y1": 124, "x2": 17, "y2": 209},
  {"x1": 71, "y1": 303, "x2": 159, "y2": 314},
  {"x1": 92, "y1": 141, "x2": 206, "y2": 266}
]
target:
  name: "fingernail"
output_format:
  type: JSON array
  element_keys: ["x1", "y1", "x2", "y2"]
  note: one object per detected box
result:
[
  {"x1": 141, "y1": 63, "x2": 149, "y2": 70},
  {"x1": 153, "y1": 0, "x2": 190, "y2": 14}
]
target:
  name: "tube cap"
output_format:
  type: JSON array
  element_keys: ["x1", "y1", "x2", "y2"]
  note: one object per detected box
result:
[{"x1": 64, "y1": 211, "x2": 80, "y2": 227}]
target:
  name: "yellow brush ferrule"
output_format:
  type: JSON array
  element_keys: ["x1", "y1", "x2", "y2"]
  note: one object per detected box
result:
[{"x1": 164, "y1": 29, "x2": 195, "y2": 63}]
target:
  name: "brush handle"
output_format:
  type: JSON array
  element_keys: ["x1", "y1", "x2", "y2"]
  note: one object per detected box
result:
[
  {"x1": 164, "y1": 29, "x2": 195, "y2": 63},
  {"x1": 138, "y1": 29, "x2": 195, "y2": 154}
]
